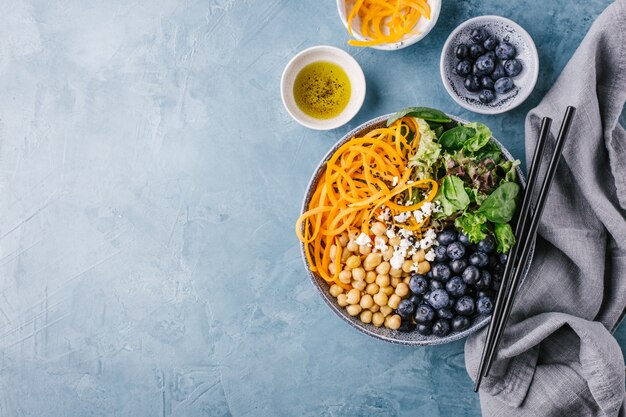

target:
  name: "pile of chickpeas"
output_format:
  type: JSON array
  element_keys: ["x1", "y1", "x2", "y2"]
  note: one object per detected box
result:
[{"x1": 328, "y1": 221, "x2": 432, "y2": 330}]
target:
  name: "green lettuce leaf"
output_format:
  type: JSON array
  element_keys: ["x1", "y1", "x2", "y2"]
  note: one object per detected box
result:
[
  {"x1": 463, "y1": 122, "x2": 493, "y2": 153},
  {"x1": 408, "y1": 118, "x2": 441, "y2": 179},
  {"x1": 494, "y1": 223, "x2": 516, "y2": 253},
  {"x1": 454, "y1": 212, "x2": 489, "y2": 243}
]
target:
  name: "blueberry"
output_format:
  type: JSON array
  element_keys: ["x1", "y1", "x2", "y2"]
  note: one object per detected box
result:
[
  {"x1": 397, "y1": 299, "x2": 416, "y2": 319},
  {"x1": 494, "y1": 77, "x2": 514, "y2": 93},
  {"x1": 477, "y1": 290, "x2": 495, "y2": 298},
  {"x1": 455, "y1": 296, "x2": 476, "y2": 316},
  {"x1": 455, "y1": 43, "x2": 470, "y2": 59},
  {"x1": 465, "y1": 75, "x2": 481, "y2": 93},
  {"x1": 504, "y1": 58, "x2": 523, "y2": 77},
  {"x1": 416, "y1": 323, "x2": 432, "y2": 335},
  {"x1": 470, "y1": 28, "x2": 489, "y2": 43},
  {"x1": 462, "y1": 265, "x2": 480, "y2": 284},
  {"x1": 479, "y1": 89, "x2": 495, "y2": 104},
  {"x1": 445, "y1": 276, "x2": 466, "y2": 297},
  {"x1": 431, "y1": 263, "x2": 452, "y2": 282},
  {"x1": 430, "y1": 280, "x2": 444, "y2": 290},
  {"x1": 409, "y1": 294, "x2": 422, "y2": 306},
  {"x1": 437, "y1": 230, "x2": 457, "y2": 246},
  {"x1": 458, "y1": 233, "x2": 471, "y2": 246},
  {"x1": 492, "y1": 279, "x2": 502, "y2": 292},
  {"x1": 485, "y1": 50, "x2": 496, "y2": 61},
  {"x1": 491, "y1": 63, "x2": 506, "y2": 80},
  {"x1": 409, "y1": 274, "x2": 429, "y2": 294},
  {"x1": 476, "y1": 270, "x2": 492, "y2": 290},
  {"x1": 455, "y1": 59, "x2": 472, "y2": 77},
  {"x1": 434, "y1": 245, "x2": 449, "y2": 262},
  {"x1": 398, "y1": 320, "x2": 416, "y2": 333},
  {"x1": 438, "y1": 308, "x2": 455, "y2": 320},
  {"x1": 488, "y1": 254, "x2": 499, "y2": 268},
  {"x1": 450, "y1": 258, "x2": 468, "y2": 275},
  {"x1": 428, "y1": 289, "x2": 450, "y2": 309},
  {"x1": 446, "y1": 241, "x2": 466, "y2": 260},
  {"x1": 474, "y1": 55, "x2": 495, "y2": 75},
  {"x1": 469, "y1": 252, "x2": 489, "y2": 268},
  {"x1": 481, "y1": 76, "x2": 494, "y2": 90},
  {"x1": 491, "y1": 263, "x2": 504, "y2": 279},
  {"x1": 499, "y1": 253, "x2": 508, "y2": 265},
  {"x1": 478, "y1": 236, "x2": 496, "y2": 253},
  {"x1": 469, "y1": 44, "x2": 485, "y2": 59},
  {"x1": 495, "y1": 42, "x2": 516, "y2": 60},
  {"x1": 447, "y1": 296, "x2": 456, "y2": 308},
  {"x1": 426, "y1": 271, "x2": 434, "y2": 279},
  {"x1": 483, "y1": 35, "x2": 499, "y2": 51},
  {"x1": 432, "y1": 319, "x2": 451, "y2": 337},
  {"x1": 451, "y1": 315, "x2": 471, "y2": 331},
  {"x1": 423, "y1": 291, "x2": 432, "y2": 304},
  {"x1": 414, "y1": 304, "x2": 435, "y2": 323},
  {"x1": 476, "y1": 296, "x2": 494, "y2": 315}
]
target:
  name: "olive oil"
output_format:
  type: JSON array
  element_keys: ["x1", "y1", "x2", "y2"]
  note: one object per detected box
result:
[{"x1": 293, "y1": 61, "x2": 351, "y2": 119}]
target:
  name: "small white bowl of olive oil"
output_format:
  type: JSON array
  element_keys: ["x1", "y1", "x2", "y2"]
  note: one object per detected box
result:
[{"x1": 281, "y1": 45, "x2": 366, "y2": 130}]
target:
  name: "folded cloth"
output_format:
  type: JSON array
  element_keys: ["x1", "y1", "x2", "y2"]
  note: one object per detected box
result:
[{"x1": 465, "y1": 1, "x2": 626, "y2": 415}]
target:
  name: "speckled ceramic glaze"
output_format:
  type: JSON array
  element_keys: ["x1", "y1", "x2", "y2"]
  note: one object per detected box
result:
[
  {"x1": 440, "y1": 16, "x2": 539, "y2": 114},
  {"x1": 300, "y1": 113, "x2": 533, "y2": 345}
]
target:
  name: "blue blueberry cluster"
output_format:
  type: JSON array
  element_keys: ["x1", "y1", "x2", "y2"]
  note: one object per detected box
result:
[
  {"x1": 453, "y1": 28, "x2": 523, "y2": 104},
  {"x1": 397, "y1": 229, "x2": 506, "y2": 337}
]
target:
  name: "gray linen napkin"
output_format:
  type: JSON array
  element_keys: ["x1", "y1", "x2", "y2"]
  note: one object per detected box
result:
[{"x1": 465, "y1": 1, "x2": 626, "y2": 415}]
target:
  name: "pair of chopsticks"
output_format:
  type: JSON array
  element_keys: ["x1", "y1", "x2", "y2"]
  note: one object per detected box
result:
[{"x1": 474, "y1": 106, "x2": 577, "y2": 392}]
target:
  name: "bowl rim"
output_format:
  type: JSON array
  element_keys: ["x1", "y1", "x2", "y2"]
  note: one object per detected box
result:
[
  {"x1": 298, "y1": 111, "x2": 533, "y2": 345},
  {"x1": 439, "y1": 15, "x2": 539, "y2": 115},
  {"x1": 336, "y1": 0, "x2": 442, "y2": 51},
  {"x1": 280, "y1": 45, "x2": 366, "y2": 130}
]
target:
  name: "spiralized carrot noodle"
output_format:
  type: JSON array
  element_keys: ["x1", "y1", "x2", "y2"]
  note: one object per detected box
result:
[
  {"x1": 346, "y1": 0, "x2": 431, "y2": 47},
  {"x1": 295, "y1": 117, "x2": 438, "y2": 289}
]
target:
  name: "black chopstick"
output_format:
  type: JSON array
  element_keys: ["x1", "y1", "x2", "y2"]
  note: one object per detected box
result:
[
  {"x1": 474, "y1": 106, "x2": 576, "y2": 392},
  {"x1": 473, "y1": 116, "x2": 552, "y2": 392}
]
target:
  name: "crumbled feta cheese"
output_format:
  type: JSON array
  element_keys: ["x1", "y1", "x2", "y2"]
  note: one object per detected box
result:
[
  {"x1": 390, "y1": 251, "x2": 405, "y2": 269},
  {"x1": 374, "y1": 237, "x2": 388, "y2": 252},
  {"x1": 413, "y1": 209, "x2": 425, "y2": 224},
  {"x1": 377, "y1": 207, "x2": 391, "y2": 221},
  {"x1": 392, "y1": 176, "x2": 398, "y2": 186},
  {"x1": 355, "y1": 233, "x2": 371, "y2": 246},
  {"x1": 410, "y1": 262, "x2": 420, "y2": 272},
  {"x1": 386, "y1": 228, "x2": 396, "y2": 239},
  {"x1": 393, "y1": 211, "x2": 411, "y2": 223},
  {"x1": 421, "y1": 202, "x2": 434, "y2": 216},
  {"x1": 398, "y1": 228, "x2": 414, "y2": 238},
  {"x1": 425, "y1": 249, "x2": 436, "y2": 262},
  {"x1": 407, "y1": 180, "x2": 414, "y2": 184},
  {"x1": 424, "y1": 228, "x2": 437, "y2": 241}
]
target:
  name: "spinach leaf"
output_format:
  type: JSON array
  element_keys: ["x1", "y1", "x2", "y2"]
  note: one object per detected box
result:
[
  {"x1": 497, "y1": 159, "x2": 520, "y2": 184},
  {"x1": 439, "y1": 126, "x2": 476, "y2": 151},
  {"x1": 387, "y1": 107, "x2": 452, "y2": 126},
  {"x1": 476, "y1": 182, "x2": 520, "y2": 223},
  {"x1": 472, "y1": 140, "x2": 502, "y2": 162},
  {"x1": 454, "y1": 212, "x2": 489, "y2": 243},
  {"x1": 463, "y1": 122, "x2": 492, "y2": 153},
  {"x1": 434, "y1": 175, "x2": 470, "y2": 217},
  {"x1": 433, "y1": 125, "x2": 444, "y2": 138},
  {"x1": 494, "y1": 223, "x2": 516, "y2": 253}
]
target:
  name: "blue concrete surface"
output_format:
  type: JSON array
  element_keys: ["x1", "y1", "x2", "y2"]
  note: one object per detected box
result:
[{"x1": 0, "y1": 0, "x2": 620, "y2": 416}]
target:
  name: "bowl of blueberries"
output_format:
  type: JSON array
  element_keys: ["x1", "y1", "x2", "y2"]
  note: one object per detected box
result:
[{"x1": 440, "y1": 16, "x2": 539, "y2": 114}]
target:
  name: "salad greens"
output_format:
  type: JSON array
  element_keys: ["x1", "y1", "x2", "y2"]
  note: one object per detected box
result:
[{"x1": 388, "y1": 106, "x2": 522, "y2": 253}]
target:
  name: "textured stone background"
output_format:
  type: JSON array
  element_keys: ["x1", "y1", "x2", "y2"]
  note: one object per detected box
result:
[{"x1": 0, "y1": 0, "x2": 622, "y2": 416}]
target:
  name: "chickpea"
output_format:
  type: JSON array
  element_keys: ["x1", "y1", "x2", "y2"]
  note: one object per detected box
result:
[
  {"x1": 365, "y1": 271, "x2": 377, "y2": 283},
  {"x1": 402, "y1": 260, "x2": 413, "y2": 273},
  {"x1": 329, "y1": 244, "x2": 337, "y2": 260},
  {"x1": 338, "y1": 233, "x2": 349, "y2": 247},
  {"x1": 360, "y1": 310, "x2": 373, "y2": 324},
  {"x1": 381, "y1": 286, "x2": 394, "y2": 296},
  {"x1": 417, "y1": 260, "x2": 431, "y2": 274},
  {"x1": 346, "y1": 255, "x2": 361, "y2": 269},
  {"x1": 347, "y1": 241, "x2": 359, "y2": 252},
  {"x1": 329, "y1": 284, "x2": 343, "y2": 297},
  {"x1": 346, "y1": 289, "x2": 361, "y2": 305},
  {"x1": 363, "y1": 253, "x2": 382, "y2": 271},
  {"x1": 337, "y1": 293, "x2": 348, "y2": 307},
  {"x1": 373, "y1": 291, "x2": 388, "y2": 306},
  {"x1": 370, "y1": 304, "x2": 380, "y2": 313},
  {"x1": 385, "y1": 314, "x2": 401, "y2": 330},
  {"x1": 341, "y1": 249, "x2": 351, "y2": 262},
  {"x1": 329, "y1": 263, "x2": 336, "y2": 275},
  {"x1": 389, "y1": 236, "x2": 401, "y2": 246},
  {"x1": 412, "y1": 249, "x2": 426, "y2": 263},
  {"x1": 360, "y1": 294, "x2": 374, "y2": 309},
  {"x1": 352, "y1": 280, "x2": 366, "y2": 291},
  {"x1": 372, "y1": 312, "x2": 385, "y2": 327},
  {"x1": 389, "y1": 268, "x2": 403, "y2": 278},
  {"x1": 352, "y1": 267, "x2": 366, "y2": 281},
  {"x1": 366, "y1": 283, "x2": 380, "y2": 295},
  {"x1": 388, "y1": 294, "x2": 401, "y2": 309},
  {"x1": 375, "y1": 274, "x2": 390, "y2": 288},
  {"x1": 395, "y1": 282, "x2": 409, "y2": 297},
  {"x1": 370, "y1": 222, "x2": 387, "y2": 236},
  {"x1": 338, "y1": 270, "x2": 352, "y2": 284},
  {"x1": 390, "y1": 276, "x2": 401, "y2": 288},
  {"x1": 383, "y1": 247, "x2": 394, "y2": 261},
  {"x1": 346, "y1": 304, "x2": 362, "y2": 316},
  {"x1": 376, "y1": 261, "x2": 391, "y2": 275},
  {"x1": 403, "y1": 276, "x2": 411, "y2": 285},
  {"x1": 380, "y1": 305, "x2": 393, "y2": 317},
  {"x1": 359, "y1": 244, "x2": 372, "y2": 255}
]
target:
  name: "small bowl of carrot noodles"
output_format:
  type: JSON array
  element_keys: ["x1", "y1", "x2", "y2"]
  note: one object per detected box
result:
[{"x1": 337, "y1": 0, "x2": 442, "y2": 50}]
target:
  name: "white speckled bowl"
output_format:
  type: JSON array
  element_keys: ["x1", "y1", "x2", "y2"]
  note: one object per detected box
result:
[
  {"x1": 299, "y1": 112, "x2": 533, "y2": 345},
  {"x1": 337, "y1": 0, "x2": 441, "y2": 51},
  {"x1": 440, "y1": 16, "x2": 539, "y2": 114}
]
